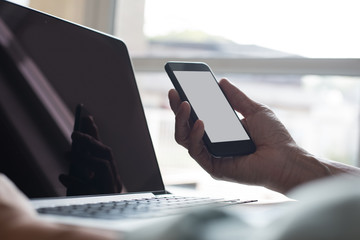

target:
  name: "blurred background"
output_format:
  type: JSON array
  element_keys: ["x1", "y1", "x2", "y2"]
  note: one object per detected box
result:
[{"x1": 9, "y1": 0, "x2": 360, "y2": 199}]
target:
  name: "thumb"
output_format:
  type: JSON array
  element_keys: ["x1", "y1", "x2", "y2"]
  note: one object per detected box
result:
[{"x1": 219, "y1": 78, "x2": 261, "y2": 117}]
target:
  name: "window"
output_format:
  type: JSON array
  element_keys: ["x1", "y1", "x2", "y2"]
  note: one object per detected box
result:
[
  {"x1": 120, "y1": 0, "x2": 360, "y2": 189},
  {"x1": 10, "y1": 0, "x2": 360, "y2": 197},
  {"x1": 118, "y1": 0, "x2": 360, "y2": 58}
]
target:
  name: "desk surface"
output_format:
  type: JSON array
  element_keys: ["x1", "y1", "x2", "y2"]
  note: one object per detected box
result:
[{"x1": 166, "y1": 178, "x2": 290, "y2": 204}]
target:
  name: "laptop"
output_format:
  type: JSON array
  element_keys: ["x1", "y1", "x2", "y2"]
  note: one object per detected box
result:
[{"x1": 0, "y1": 1, "x2": 254, "y2": 232}]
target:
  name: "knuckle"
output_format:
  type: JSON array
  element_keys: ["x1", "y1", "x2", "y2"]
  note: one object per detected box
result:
[
  {"x1": 209, "y1": 171, "x2": 221, "y2": 180},
  {"x1": 175, "y1": 136, "x2": 189, "y2": 149},
  {"x1": 175, "y1": 112, "x2": 183, "y2": 122},
  {"x1": 174, "y1": 133, "x2": 182, "y2": 144},
  {"x1": 188, "y1": 144, "x2": 201, "y2": 160}
]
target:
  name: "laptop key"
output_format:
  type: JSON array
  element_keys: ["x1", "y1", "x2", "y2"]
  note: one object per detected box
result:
[{"x1": 37, "y1": 196, "x2": 255, "y2": 219}]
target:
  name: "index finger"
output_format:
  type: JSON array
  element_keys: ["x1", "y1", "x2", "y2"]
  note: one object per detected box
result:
[{"x1": 168, "y1": 88, "x2": 182, "y2": 114}]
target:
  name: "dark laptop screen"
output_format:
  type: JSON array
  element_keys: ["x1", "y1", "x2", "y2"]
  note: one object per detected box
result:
[{"x1": 0, "y1": 1, "x2": 165, "y2": 198}]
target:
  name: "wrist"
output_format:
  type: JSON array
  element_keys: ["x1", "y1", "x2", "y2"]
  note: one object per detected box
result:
[
  {"x1": 272, "y1": 145, "x2": 333, "y2": 194},
  {"x1": 320, "y1": 158, "x2": 360, "y2": 177}
]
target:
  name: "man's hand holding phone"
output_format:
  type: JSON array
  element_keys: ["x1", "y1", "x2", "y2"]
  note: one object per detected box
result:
[
  {"x1": 169, "y1": 78, "x2": 329, "y2": 194},
  {"x1": 59, "y1": 105, "x2": 124, "y2": 195},
  {"x1": 165, "y1": 62, "x2": 256, "y2": 157}
]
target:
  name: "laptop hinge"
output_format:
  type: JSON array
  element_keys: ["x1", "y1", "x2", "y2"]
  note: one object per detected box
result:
[{"x1": 152, "y1": 190, "x2": 171, "y2": 195}]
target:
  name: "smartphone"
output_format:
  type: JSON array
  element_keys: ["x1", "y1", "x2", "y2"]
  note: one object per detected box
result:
[
  {"x1": 72, "y1": 103, "x2": 92, "y2": 150},
  {"x1": 165, "y1": 62, "x2": 256, "y2": 157},
  {"x1": 72, "y1": 104, "x2": 88, "y2": 153},
  {"x1": 73, "y1": 103, "x2": 90, "y2": 132}
]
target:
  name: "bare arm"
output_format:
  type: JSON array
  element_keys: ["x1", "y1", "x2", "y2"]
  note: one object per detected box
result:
[
  {"x1": 0, "y1": 173, "x2": 119, "y2": 240},
  {"x1": 169, "y1": 78, "x2": 360, "y2": 194}
]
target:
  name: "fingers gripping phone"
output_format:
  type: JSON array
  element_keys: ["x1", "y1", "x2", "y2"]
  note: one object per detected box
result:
[
  {"x1": 74, "y1": 104, "x2": 88, "y2": 132},
  {"x1": 165, "y1": 62, "x2": 256, "y2": 157},
  {"x1": 72, "y1": 103, "x2": 94, "y2": 152}
]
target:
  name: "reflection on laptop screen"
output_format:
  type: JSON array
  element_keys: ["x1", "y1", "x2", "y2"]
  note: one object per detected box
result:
[{"x1": 0, "y1": 1, "x2": 165, "y2": 198}]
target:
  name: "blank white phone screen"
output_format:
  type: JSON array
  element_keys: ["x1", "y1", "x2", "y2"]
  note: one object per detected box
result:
[{"x1": 173, "y1": 71, "x2": 250, "y2": 143}]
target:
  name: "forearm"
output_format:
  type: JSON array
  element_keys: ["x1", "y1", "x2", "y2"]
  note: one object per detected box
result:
[
  {"x1": 322, "y1": 158, "x2": 360, "y2": 176},
  {"x1": 0, "y1": 219, "x2": 119, "y2": 240},
  {"x1": 273, "y1": 147, "x2": 360, "y2": 194}
]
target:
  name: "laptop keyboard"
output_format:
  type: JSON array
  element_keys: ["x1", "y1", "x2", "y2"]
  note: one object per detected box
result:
[{"x1": 37, "y1": 196, "x2": 255, "y2": 219}]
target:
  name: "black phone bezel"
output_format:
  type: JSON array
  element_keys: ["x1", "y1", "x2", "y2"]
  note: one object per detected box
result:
[{"x1": 165, "y1": 61, "x2": 256, "y2": 157}]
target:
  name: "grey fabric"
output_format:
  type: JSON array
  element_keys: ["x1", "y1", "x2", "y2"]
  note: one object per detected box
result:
[{"x1": 125, "y1": 175, "x2": 360, "y2": 240}]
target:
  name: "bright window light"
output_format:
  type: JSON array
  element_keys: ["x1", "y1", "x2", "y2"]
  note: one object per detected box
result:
[
  {"x1": 7, "y1": 0, "x2": 29, "y2": 6},
  {"x1": 145, "y1": 0, "x2": 360, "y2": 58}
]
